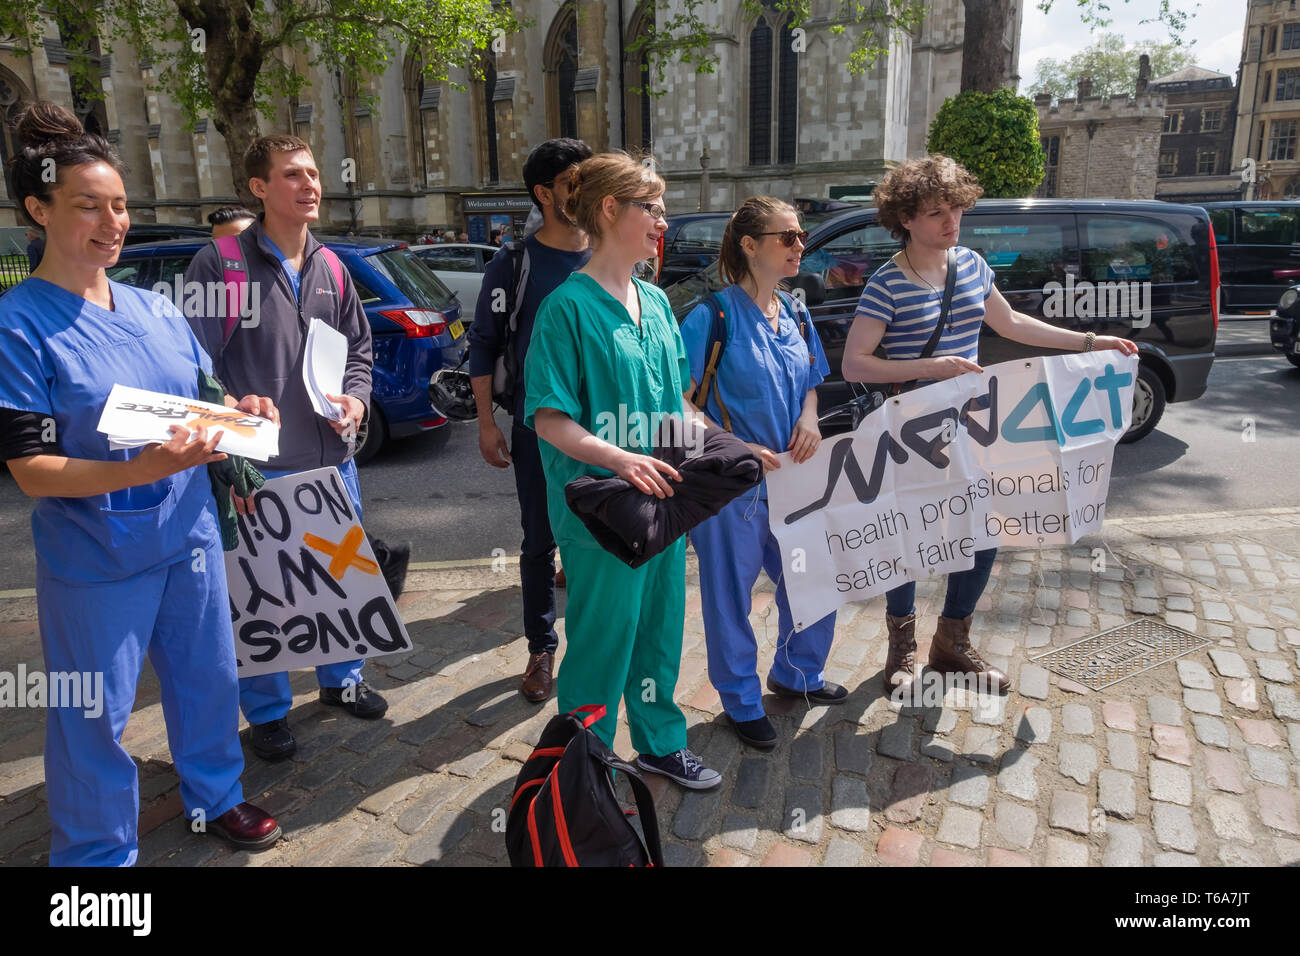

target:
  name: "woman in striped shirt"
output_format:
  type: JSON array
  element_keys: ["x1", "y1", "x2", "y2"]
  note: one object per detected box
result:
[{"x1": 842, "y1": 155, "x2": 1137, "y2": 696}]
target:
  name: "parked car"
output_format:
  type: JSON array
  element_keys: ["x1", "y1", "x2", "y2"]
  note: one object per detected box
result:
[
  {"x1": 107, "y1": 236, "x2": 467, "y2": 463},
  {"x1": 124, "y1": 223, "x2": 213, "y2": 245},
  {"x1": 665, "y1": 198, "x2": 1220, "y2": 443},
  {"x1": 410, "y1": 242, "x2": 498, "y2": 323},
  {"x1": 657, "y1": 213, "x2": 734, "y2": 287},
  {"x1": 1271, "y1": 284, "x2": 1300, "y2": 367},
  {"x1": 1200, "y1": 201, "x2": 1300, "y2": 313}
]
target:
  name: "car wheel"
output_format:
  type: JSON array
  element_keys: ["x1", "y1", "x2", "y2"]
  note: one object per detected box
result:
[
  {"x1": 1120, "y1": 363, "x2": 1166, "y2": 444},
  {"x1": 1287, "y1": 354, "x2": 1300, "y2": 368},
  {"x1": 355, "y1": 406, "x2": 388, "y2": 465}
]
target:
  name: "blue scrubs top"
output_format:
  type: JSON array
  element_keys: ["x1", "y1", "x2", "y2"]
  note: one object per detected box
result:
[
  {"x1": 263, "y1": 235, "x2": 301, "y2": 302},
  {"x1": 0, "y1": 278, "x2": 219, "y2": 584},
  {"x1": 680, "y1": 285, "x2": 830, "y2": 497}
]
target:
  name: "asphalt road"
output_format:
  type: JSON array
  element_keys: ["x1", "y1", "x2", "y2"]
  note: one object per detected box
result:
[{"x1": 0, "y1": 319, "x2": 1295, "y2": 592}]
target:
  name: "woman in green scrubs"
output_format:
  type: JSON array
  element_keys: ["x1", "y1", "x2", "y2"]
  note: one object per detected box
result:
[{"x1": 525, "y1": 153, "x2": 721, "y2": 790}]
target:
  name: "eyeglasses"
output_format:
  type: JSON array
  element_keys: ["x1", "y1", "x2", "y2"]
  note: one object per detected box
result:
[
  {"x1": 759, "y1": 229, "x2": 810, "y2": 247},
  {"x1": 625, "y1": 200, "x2": 668, "y2": 221}
]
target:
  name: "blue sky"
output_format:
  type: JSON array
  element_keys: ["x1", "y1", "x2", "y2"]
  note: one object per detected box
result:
[{"x1": 1017, "y1": 0, "x2": 1250, "y2": 91}]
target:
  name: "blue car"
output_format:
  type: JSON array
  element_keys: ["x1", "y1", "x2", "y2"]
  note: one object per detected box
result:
[{"x1": 107, "y1": 236, "x2": 467, "y2": 463}]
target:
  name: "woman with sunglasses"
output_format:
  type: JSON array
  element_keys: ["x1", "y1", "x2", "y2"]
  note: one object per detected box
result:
[
  {"x1": 680, "y1": 196, "x2": 839, "y2": 750},
  {"x1": 525, "y1": 152, "x2": 722, "y2": 789}
]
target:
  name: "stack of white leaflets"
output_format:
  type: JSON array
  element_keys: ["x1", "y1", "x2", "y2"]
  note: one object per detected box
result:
[
  {"x1": 304, "y1": 318, "x2": 347, "y2": 421},
  {"x1": 96, "y1": 384, "x2": 280, "y2": 461}
]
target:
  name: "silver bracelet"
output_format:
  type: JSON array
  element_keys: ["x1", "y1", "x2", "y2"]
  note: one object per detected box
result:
[{"x1": 1083, "y1": 331, "x2": 1096, "y2": 352}]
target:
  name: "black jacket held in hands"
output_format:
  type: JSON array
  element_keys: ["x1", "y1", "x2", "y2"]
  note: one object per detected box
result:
[{"x1": 564, "y1": 419, "x2": 762, "y2": 568}]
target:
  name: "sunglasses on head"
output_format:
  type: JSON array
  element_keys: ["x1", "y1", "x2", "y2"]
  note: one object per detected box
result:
[{"x1": 759, "y1": 228, "x2": 809, "y2": 247}]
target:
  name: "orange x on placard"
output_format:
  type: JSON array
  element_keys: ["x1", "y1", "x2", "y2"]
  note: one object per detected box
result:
[{"x1": 303, "y1": 526, "x2": 379, "y2": 580}]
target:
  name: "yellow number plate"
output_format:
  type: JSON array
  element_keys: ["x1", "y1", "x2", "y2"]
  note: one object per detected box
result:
[{"x1": 449, "y1": 319, "x2": 465, "y2": 339}]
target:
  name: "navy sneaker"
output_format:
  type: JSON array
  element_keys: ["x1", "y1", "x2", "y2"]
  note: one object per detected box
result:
[{"x1": 635, "y1": 748, "x2": 722, "y2": 790}]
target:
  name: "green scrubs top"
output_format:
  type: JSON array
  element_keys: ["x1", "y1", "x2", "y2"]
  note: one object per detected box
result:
[{"x1": 524, "y1": 272, "x2": 690, "y2": 550}]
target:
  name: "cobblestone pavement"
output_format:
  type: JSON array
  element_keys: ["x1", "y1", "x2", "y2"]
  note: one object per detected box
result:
[{"x1": 2, "y1": 507, "x2": 1299, "y2": 867}]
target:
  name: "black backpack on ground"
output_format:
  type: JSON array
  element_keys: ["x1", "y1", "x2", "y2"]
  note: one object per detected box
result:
[{"x1": 505, "y1": 704, "x2": 664, "y2": 867}]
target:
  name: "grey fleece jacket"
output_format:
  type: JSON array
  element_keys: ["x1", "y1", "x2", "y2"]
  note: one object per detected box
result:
[{"x1": 183, "y1": 217, "x2": 373, "y2": 471}]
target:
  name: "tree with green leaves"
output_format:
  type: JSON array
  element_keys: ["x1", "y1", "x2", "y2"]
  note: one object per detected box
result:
[
  {"x1": 1030, "y1": 32, "x2": 1199, "y2": 100},
  {"x1": 0, "y1": 0, "x2": 517, "y2": 205},
  {"x1": 927, "y1": 88, "x2": 1045, "y2": 197}
]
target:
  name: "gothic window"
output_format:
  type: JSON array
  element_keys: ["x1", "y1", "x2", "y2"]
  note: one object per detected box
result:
[
  {"x1": 546, "y1": 3, "x2": 579, "y2": 139},
  {"x1": 748, "y1": 6, "x2": 799, "y2": 166}
]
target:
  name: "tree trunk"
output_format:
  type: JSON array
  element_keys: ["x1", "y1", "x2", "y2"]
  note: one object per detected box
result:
[
  {"x1": 961, "y1": 0, "x2": 1013, "y2": 92},
  {"x1": 176, "y1": 0, "x2": 267, "y2": 206}
]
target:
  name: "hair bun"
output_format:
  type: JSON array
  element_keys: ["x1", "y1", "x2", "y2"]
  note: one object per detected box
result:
[{"x1": 15, "y1": 101, "x2": 84, "y2": 152}]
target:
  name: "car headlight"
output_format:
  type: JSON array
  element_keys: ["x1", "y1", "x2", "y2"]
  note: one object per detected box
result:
[{"x1": 1281, "y1": 289, "x2": 1298, "y2": 310}]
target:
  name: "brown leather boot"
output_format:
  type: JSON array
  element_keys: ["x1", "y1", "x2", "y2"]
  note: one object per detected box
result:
[
  {"x1": 521, "y1": 652, "x2": 555, "y2": 702},
  {"x1": 884, "y1": 613, "x2": 917, "y2": 693},
  {"x1": 927, "y1": 615, "x2": 1011, "y2": 694}
]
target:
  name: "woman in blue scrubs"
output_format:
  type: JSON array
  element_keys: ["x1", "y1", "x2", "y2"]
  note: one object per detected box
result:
[
  {"x1": 0, "y1": 101, "x2": 282, "y2": 865},
  {"x1": 681, "y1": 197, "x2": 842, "y2": 750}
]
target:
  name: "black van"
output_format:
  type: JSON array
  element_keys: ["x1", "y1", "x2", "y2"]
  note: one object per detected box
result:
[
  {"x1": 1200, "y1": 201, "x2": 1300, "y2": 312},
  {"x1": 665, "y1": 198, "x2": 1219, "y2": 443}
]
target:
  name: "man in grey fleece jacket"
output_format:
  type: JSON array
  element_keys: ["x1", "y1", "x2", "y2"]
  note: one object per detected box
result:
[{"x1": 184, "y1": 134, "x2": 388, "y2": 762}]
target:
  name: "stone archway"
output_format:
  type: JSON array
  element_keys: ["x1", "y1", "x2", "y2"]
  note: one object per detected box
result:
[{"x1": 0, "y1": 67, "x2": 32, "y2": 203}]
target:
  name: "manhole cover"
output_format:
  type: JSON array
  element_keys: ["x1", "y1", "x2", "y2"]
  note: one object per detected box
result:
[{"x1": 1030, "y1": 619, "x2": 1213, "y2": 690}]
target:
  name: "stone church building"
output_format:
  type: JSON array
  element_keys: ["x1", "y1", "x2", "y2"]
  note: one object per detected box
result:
[{"x1": 1, "y1": 1, "x2": 1022, "y2": 237}]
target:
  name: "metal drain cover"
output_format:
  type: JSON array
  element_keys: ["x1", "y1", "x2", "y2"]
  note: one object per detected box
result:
[{"x1": 1030, "y1": 619, "x2": 1213, "y2": 690}]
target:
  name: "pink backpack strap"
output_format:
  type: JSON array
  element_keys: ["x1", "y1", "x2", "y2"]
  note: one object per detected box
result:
[
  {"x1": 318, "y1": 245, "x2": 345, "y2": 297},
  {"x1": 213, "y1": 234, "x2": 247, "y2": 344}
]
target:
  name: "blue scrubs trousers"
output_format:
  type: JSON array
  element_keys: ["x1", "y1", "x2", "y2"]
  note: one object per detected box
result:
[
  {"x1": 238, "y1": 458, "x2": 366, "y2": 725},
  {"x1": 690, "y1": 492, "x2": 838, "y2": 722},
  {"x1": 40, "y1": 532, "x2": 245, "y2": 866}
]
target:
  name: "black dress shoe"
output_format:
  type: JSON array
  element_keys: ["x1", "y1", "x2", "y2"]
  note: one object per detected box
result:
[
  {"x1": 766, "y1": 676, "x2": 849, "y2": 705},
  {"x1": 731, "y1": 714, "x2": 778, "y2": 750},
  {"x1": 320, "y1": 680, "x2": 389, "y2": 719},
  {"x1": 248, "y1": 718, "x2": 296, "y2": 761}
]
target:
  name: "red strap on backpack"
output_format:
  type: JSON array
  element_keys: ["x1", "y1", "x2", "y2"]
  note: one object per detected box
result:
[{"x1": 569, "y1": 704, "x2": 606, "y2": 729}]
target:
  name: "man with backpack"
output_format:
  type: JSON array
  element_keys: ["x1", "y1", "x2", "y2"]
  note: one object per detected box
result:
[
  {"x1": 467, "y1": 138, "x2": 592, "y2": 703},
  {"x1": 183, "y1": 134, "x2": 389, "y2": 761}
]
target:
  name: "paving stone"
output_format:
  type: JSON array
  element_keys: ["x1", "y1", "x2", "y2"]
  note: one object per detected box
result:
[
  {"x1": 929, "y1": 847, "x2": 978, "y2": 867},
  {"x1": 1150, "y1": 724, "x2": 1191, "y2": 766},
  {"x1": 922, "y1": 707, "x2": 958, "y2": 735},
  {"x1": 1130, "y1": 597, "x2": 1160, "y2": 615},
  {"x1": 664, "y1": 844, "x2": 705, "y2": 867},
  {"x1": 1014, "y1": 706, "x2": 1052, "y2": 745},
  {"x1": 970, "y1": 693, "x2": 1008, "y2": 726},
  {"x1": 1049, "y1": 790, "x2": 1091, "y2": 835},
  {"x1": 1235, "y1": 718, "x2": 1284, "y2": 748},
  {"x1": 1203, "y1": 602, "x2": 1232, "y2": 623},
  {"x1": 1174, "y1": 659, "x2": 1214, "y2": 690},
  {"x1": 1059, "y1": 677, "x2": 1090, "y2": 695},
  {"x1": 935, "y1": 806, "x2": 983, "y2": 849},
  {"x1": 1098, "y1": 769, "x2": 1136, "y2": 819},
  {"x1": 1182, "y1": 689, "x2": 1222, "y2": 717},
  {"x1": 1219, "y1": 843, "x2": 1265, "y2": 866},
  {"x1": 784, "y1": 787, "x2": 825, "y2": 844},
  {"x1": 1267, "y1": 685, "x2": 1300, "y2": 720},
  {"x1": 1059, "y1": 704, "x2": 1094, "y2": 736},
  {"x1": 1208, "y1": 649, "x2": 1250, "y2": 679},
  {"x1": 1148, "y1": 761, "x2": 1192, "y2": 806},
  {"x1": 338, "y1": 840, "x2": 398, "y2": 867},
  {"x1": 1246, "y1": 628, "x2": 1278, "y2": 653},
  {"x1": 732, "y1": 757, "x2": 770, "y2": 809},
  {"x1": 994, "y1": 801, "x2": 1037, "y2": 849},
  {"x1": 1274, "y1": 837, "x2": 1300, "y2": 866},
  {"x1": 759, "y1": 843, "x2": 811, "y2": 867},
  {"x1": 1289, "y1": 723, "x2": 1300, "y2": 760},
  {"x1": 1102, "y1": 701, "x2": 1137, "y2": 731},
  {"x1": 822, "y1": 837, "x2": 864, "y2": 867},
  {"x1": 1102, "y1": 822, "x2": 1144, "y2": 867},
  {"x1": 1106, "y1": 731, "x2": 1139, "y2": 773},
  {"x1": 1153, "y1": 851, "x2": 1200, "y2": 867},
  {"x1": 1224, "y1": 679, "x2": 1261, "y2": 713},
  {"x1": 1257, "y1": 786, "x2": 1300, "y2": 836},
  {"x1": 962, "y1": 727, "x2": 1000, "y2": 763},
  {"x1": 790, "y1": 735, "x2": 823, "y2": 780},
  {"x1": 719, "y1": 814, "x2": 758, "y2": 851},
  {"x1": 830, "y1": 775, "x2": 872, "y2": 832},
  {"x1": 1257, "y1": 658, "x2": 1293, "y2": 684},
  {"x1": 948, "y1": 765, "x2": 991, "y2": 808},
  {"x1": 1202, "y1": 749, "x2": 1247, "y2": 794},
  {"x1": 1047, "y1": 836, "x2": 1089, "y2": 866},
  {"x1": 1246, "y1": 746, "x2": 1291, "y2": 786},
  {"x1": 1207, "y1": 796, "x2": 1255, "y2": 844},
  {"x1": 920, "y1": 735, "x2": 956, "y2": 762},
  {"x1": 876, "y1": 827, "x2": 924, "y2": 866},
  {"x1": 446, "y1": 750, "x2": 496, "y2": 779},
  {"x1": 833, "y1": 730, "x2": 873, "y2": 775},
  {"x1": 1165, "y1": 595, "x2": 1194, "y2": 613},
  {"x1": 709, "y1": 848, "x2": 751, "y2": 867},
  {"x1": 996, "y1": 750, "x2": 1040, "y2": 801},
  {"x1": 673, "y1": 789, "x2": 722, "y2": 841},
  {"x1": 1152, "y1": 803, "x2": 1197, "y2": 853},
  {"x1": 1191, "y1": 715, "x2": 1230, "y2": 749},
  {"x1": 1147, "y1": 696, "x2": 1182, "y2": 726},
  {"x1": 884, "y1": 764, "x2": 932, "y2": 824},
  {"x1": 358, "y1": 778, "x2": 420, "y2": 817},
  {"x1": 878, "y1": 721, "x2": 916, "y2": 760},
  {"x1": 1166, "y1": 611, "x2": 1199, "y2": 632},
  {"x1": 1058, "y1": 741, "x2": 1098, "y2": 785},
  {"x1": 1017, "y1": 664, "x2": 1049, "y2": 700}
]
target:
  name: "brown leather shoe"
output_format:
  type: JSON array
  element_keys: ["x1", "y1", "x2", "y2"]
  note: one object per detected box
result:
[
  {"x1": 926, "y1": 614, "x2": 1011, "y2": 694},
  {"x1": 207, "y1": 802, "x2": 282, "y2": 851},
  {"x1": 884, "y1": 612, "x2": 918, "y2": 695},
  {"x1": 521, "y1": 652, "x2": 555, "y2": 702},
  {"x1": 554, "y1": 567, "x2": 566, "y2": 589}
]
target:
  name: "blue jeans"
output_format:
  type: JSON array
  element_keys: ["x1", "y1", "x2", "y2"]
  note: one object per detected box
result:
[{"x1": 885, "y1": 548, "x2": 998, "y2": 619}]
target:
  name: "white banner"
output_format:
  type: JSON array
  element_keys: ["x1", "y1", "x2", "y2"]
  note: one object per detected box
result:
[
  {"x1": 767, "y1": 353, "x2": 1138, "y2": 631},
  {"x1": 97, "y1": 383, "x2": 280, "y2": 461},
  {"x1": 226, "y1": 467, "x2": 413, "y2": 677}
]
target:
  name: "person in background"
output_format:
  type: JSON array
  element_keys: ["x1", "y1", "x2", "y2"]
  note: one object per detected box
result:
[
  {"x1": 468, "y1": 137, "x2": 592, "y2": 702},
  {"x1": 457, "y1": 231, "x2": 469, "y2": 243},
  {"x1": 207, "y1": 205, "x2": 256, "y2": 238},
  {"x1": 490, "y1": 229, "x2": 502, "y2": 246},
  {"x1": 1, "y1": 100, "x2": 282, "y2": 864}
]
